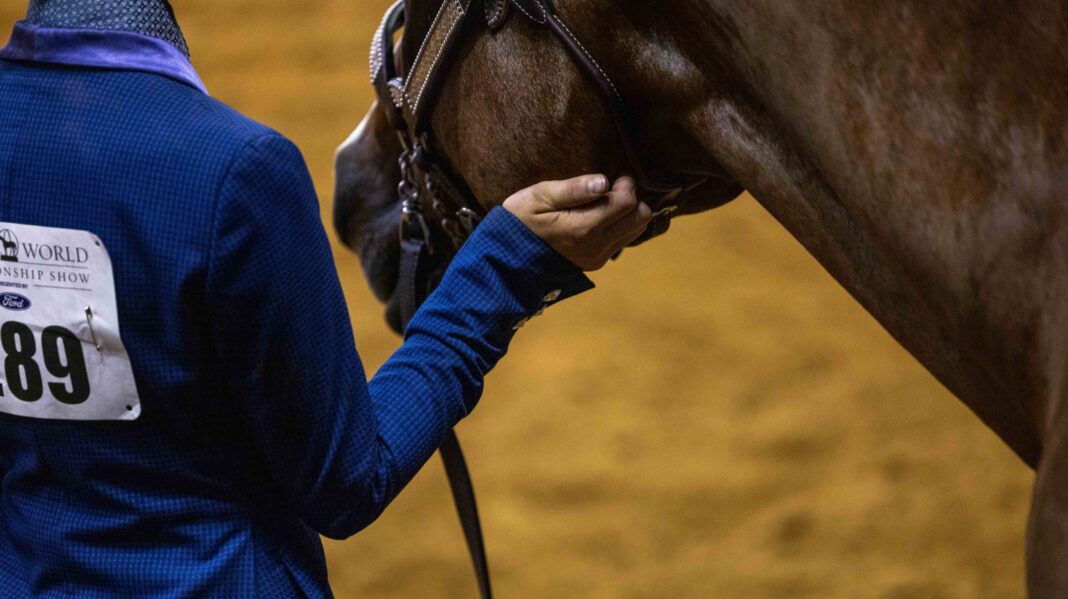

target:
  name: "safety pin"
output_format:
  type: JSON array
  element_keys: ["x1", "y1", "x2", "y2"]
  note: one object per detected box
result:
[{"x1": 85, "y1": 306, "x2": 102, "y2": 351}]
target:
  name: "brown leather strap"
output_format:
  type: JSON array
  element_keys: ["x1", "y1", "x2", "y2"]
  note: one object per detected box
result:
[
  {"x1": 364, "y1": 2, "x2": 716, "y2": 597},
  {"x1": 485, "y1": 0, "x2": 508, "y2": 29},
  {"x1": 391, "y1": 193, "x2": 494, "y2": 599},
  {"x1": 371, "y1": 1, "x2": 407, "y2": 135},
  {"x1": 510, "y1": 0, "x2": 687, "y2": 197},
  {"x1": 509, "y1": 0, "x2": 548, "y2": 23},
  {"x1": 440, "y1": 429, "x2": 494, "y2": 599},
  {"x1": 402, "y1": 0, "x2": 479, "y2": 131}
]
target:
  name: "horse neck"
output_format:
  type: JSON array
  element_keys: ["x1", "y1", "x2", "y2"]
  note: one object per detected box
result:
[{"x1": 617, "y1": 1, "x2": 1068, "y2": 461}]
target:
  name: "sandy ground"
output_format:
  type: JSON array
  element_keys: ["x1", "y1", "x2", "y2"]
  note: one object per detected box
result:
[{"x1": 1, "y1": 2, "x2": 1034, "y2": 597}]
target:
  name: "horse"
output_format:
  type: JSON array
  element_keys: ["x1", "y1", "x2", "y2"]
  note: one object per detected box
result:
[{"x1": 333, "y1": 1, "x2": 1068, "y2": 594}]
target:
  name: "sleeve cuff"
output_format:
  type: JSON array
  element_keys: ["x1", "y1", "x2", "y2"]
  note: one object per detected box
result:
[
  {"x1": 400, "y1": 206, "x2": 594, "y2": 414},
  {"x1": 462, "y1": 206, "x2": 594, "y2": 322}
]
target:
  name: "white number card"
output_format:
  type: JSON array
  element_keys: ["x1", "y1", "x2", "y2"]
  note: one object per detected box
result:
[{"x1": 0, "y1": 223, "x2": 140, "y2": 421}]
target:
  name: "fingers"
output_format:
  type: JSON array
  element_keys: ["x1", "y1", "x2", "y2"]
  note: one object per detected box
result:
[
  {"x1": 530, "y1": 174, "x2": 609, "y2": 210},
  {"x1": 603, "y1": 198, "x2": 653, "y2": 243},
  {"x1": 610, "y1": 175, "x2": 636, "y2": 196},
  {"x1": 600, "y1": 176, "x2": 640, "y2": 228},
  {"x1": 568, "y1": 176, "x2": 641, "y2": 231},
  {"x1": 503, "y1": 173, "x2": 653, "y2": 273}
]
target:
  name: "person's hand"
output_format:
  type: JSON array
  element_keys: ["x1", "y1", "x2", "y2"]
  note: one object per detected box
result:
[{"x1": 502, "y1": 174, "x2": 652, "y2": 271}]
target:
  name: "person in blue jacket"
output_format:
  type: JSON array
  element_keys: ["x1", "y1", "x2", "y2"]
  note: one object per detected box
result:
[{"x1": 0, "y1": 1, "x2": 653, "y2": 596}]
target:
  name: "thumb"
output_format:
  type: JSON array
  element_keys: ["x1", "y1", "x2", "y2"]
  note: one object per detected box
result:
[{"x1": 531, "y1": 174, "x2": 609, "y2": 210}]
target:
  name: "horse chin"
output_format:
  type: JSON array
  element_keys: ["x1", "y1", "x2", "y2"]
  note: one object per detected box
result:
[
  {"x1": 333, "y1": 103, "x2": 404, "y2": 303},
  {"x1": 674, "y1": 176, "x2": 745, "y2": 217}
]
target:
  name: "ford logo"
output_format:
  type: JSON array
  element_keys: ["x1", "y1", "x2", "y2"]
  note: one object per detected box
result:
[{"x1": 0, "y1": 293, "x2": 31, "y2": 311}]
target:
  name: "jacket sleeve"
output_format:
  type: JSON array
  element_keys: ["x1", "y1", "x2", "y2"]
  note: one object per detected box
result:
[{"x1": 206, "y1": 133, "x2": 593, "y2": 539}]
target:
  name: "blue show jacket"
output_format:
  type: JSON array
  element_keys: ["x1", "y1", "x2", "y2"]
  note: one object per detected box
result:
[{"x1": 0, "y1": 21, "x2": 591, "y2": 597}]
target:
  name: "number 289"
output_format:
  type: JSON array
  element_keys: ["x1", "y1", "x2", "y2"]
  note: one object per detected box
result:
[{"x1": 1, "y1": 321, "x2": 90, "y2": 404}]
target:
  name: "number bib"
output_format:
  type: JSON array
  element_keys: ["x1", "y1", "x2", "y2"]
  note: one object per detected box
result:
[{"x1": 0, "y1": 223, "x2": 140, "y2": 421}]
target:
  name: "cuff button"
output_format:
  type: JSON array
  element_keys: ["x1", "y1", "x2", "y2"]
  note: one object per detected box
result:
[{"x1": 542, "y1": 289, "x2": 563, "y2": 303}]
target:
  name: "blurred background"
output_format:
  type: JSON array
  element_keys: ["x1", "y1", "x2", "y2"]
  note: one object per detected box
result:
[{"x1": 0, "y1": 2, "x2": 1034, "y2": 597}]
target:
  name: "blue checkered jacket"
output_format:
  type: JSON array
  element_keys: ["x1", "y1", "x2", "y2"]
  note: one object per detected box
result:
[{"x1": 0, "y1": 22, "x2": 590, "y2": 598}]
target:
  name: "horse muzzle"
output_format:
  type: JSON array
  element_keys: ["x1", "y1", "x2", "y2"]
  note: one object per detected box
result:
[{"x1": 333, "y1": 101, "x2": 406, "y2": 304}]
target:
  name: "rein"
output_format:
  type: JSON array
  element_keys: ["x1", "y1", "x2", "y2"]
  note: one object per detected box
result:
[{"x1": 367, "y1": 1, "x2": 709, "y2": 596}]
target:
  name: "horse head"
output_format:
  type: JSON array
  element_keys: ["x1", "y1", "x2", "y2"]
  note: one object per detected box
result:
[
  {"x1": 334, "y1": 0, "x2": 743, "y2": 304},
  {"x1": 335, "y1": 1, "x2": 1068, "y2": 590}
]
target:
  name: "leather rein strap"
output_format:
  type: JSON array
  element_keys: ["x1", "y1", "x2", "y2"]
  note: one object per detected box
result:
[
  {"x1": 368, "y1": 2, "x2": 710, "y2": 597},
  {"x1": 374, "y1": 6, "x2": 494, "y2": 598}
]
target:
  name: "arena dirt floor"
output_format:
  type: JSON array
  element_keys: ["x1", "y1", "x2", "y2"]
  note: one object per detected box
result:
[{"x1": 1, "y1": 2, "x2": 1036, "y2": 597}]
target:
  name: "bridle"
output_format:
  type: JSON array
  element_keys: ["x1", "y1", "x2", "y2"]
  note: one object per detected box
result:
[
  {"x1": 372, "y1": 0, "x2": 712, "y2": 266},
  {"x1": 367, "y1": 1, "x2": 710, "y2": 596}
]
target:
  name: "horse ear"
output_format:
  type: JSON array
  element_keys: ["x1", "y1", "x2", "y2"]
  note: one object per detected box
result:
[{"x1": 508, "y1": 0, "x2": 550, "y2": 24}]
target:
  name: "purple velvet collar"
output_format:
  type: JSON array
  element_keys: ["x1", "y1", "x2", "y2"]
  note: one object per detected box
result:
[{"x1": 0, "y1": 20, "x2": 207, "y2": 94}]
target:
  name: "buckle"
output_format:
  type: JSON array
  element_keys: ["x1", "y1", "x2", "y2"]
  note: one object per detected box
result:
[
  {"x1": 652, "y1": 204, "x2": 678, "y2": 219},
  {"x1": 397, "y1": 150, "x2": 434, "y2": 252},
  {"x1": 456, "y1": 207, "x2": 481, "y2": 235},
  {"x1": 400, "y1": 203, "x2": 434, "y2": 253}
]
